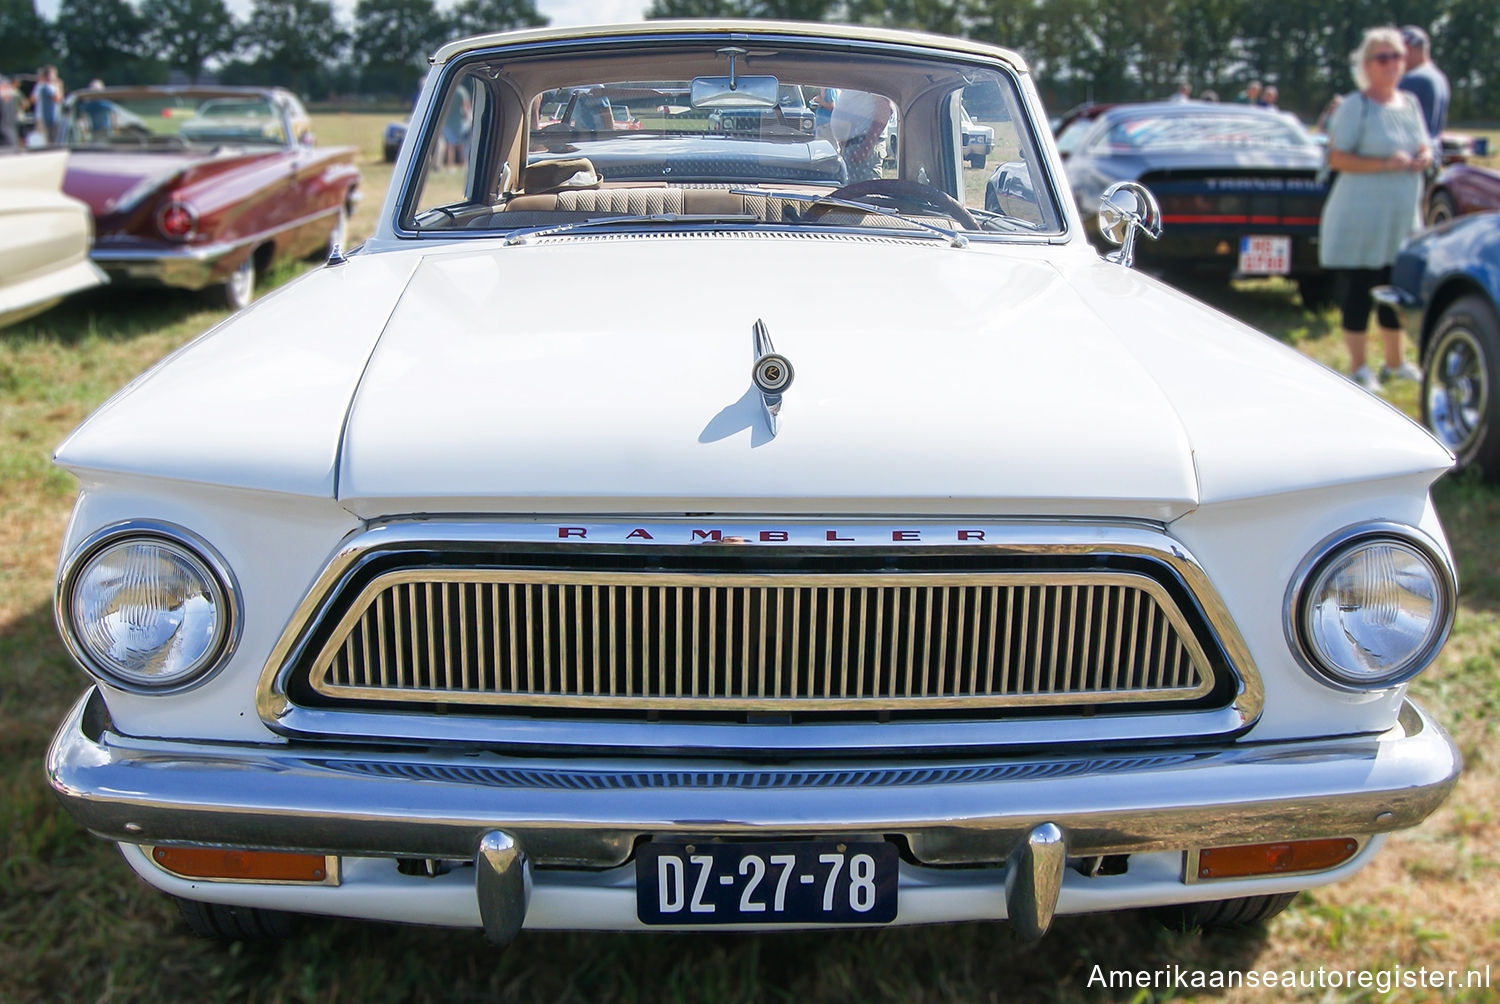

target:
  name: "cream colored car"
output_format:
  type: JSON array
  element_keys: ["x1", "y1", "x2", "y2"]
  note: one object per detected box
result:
[{"x1": 0, "y1": 150, "x2": 106, "y2": 328}]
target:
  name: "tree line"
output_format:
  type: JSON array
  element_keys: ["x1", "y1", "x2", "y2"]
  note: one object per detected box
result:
[{"x1": 2, "y1": 0, "x2": 1496, "y2": 119}]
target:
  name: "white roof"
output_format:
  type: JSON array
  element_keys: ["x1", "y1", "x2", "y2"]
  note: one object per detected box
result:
[{"x1": 430, "y1": 19, "x2": 1028, "y2": 73}]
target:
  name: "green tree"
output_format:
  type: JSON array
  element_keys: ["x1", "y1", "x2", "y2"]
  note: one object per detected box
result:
[
  {"x1": 645, "y1": 0, "x2": 743, "y2": 15},
  {"x1": 56, "y1": 0, "x2": 154, "y2": 86},
  {"x1": 139, "y1": 0, "x2": 240, "y2": 83},
  {"x1": 850, "y1": 0, "x2": 963, "y2": 34},
  {"x1": 0, "y1": 0, "x2": 52, "y2": 71},
  {"x1": 448, "y1": 0, "x2": 546, "y2": 37},
  {"x1": 354, "y1": 0, "x2": 447, "y2": 97},
  {"x1": 241, "y1": 0, "x2": 347, "y2": 97}
]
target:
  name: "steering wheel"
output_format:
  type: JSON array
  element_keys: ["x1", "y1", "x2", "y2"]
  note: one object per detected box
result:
[{"x1": 805, "y1": 178, "x2": 979, "y2": 231}]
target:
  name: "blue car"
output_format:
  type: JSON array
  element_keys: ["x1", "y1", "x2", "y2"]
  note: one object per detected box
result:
[{"x1": 1380, "y1": 211, "x2": 1500, "y2": 479}]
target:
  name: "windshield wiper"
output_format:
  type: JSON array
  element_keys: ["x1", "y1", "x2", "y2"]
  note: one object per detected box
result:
[
  {"x1": 728, "y1": 188, "x2": 968, "y2": 248},
  {"x1": 502, "y1": 213, "x2": 760, "y2": 246},
  {"x1": 969, "y1": 205, "x2": 1047, "y2": 233}
]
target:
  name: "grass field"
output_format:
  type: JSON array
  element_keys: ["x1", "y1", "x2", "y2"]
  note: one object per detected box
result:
[{"x1": 3, "y1": 113, "x2": 1499, "y2": 1003}]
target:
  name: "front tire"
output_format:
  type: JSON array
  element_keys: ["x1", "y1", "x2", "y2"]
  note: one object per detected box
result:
[
  {"x1": 1427, "y1": 189, "x2": 1457, "y2": 227},
  {"x1": 212, "y1": 255, "x2": 255, "y2": 311},
  {"x1": 174, "y1": 896, "x2": 300, "y2": 942},
  {"x1": 1150, "y1": 892, "x2": 1298, "y2": 932},
  {"x1": 1422, "y1": 293, "x2": 1500, "y2": 478}
]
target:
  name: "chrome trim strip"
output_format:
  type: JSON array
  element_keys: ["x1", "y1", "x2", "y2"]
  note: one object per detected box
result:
[
  {"x1": 48, "y1": 691, "x2": 1459, "y2": 868},
  {"x1": 1283, "y1": 521, "x2": 1458, "y2": 693},
  {"x1": 255, "y1": 518, "x2": 1264, "y2": 750},
  {"x1": 55, "y1": 519, "x2": 242, "y2": 696},
  {"x1": 92, "y1": 205, "x2": 341, "y2": 288}
]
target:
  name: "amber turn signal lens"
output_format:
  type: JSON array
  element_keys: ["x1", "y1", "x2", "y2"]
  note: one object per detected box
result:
[
  {"x1": 151, "y1": 846, "x2": 331, "y2": 882},
  {"x1": 1197, "y1": 838, "x2": 1359, "y2": 880}
]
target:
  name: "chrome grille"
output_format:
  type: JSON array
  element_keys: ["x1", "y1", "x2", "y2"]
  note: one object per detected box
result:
[{"x1": 306, "y1": 571, "x2": 1216, "y2": 712}]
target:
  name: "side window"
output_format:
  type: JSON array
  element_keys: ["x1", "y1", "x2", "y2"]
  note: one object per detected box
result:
[
  {"x1": 961, "y1": 83, "x2": 1045, "y2": 229},
  {"x1": 409, "y1": 73, "x2": 488, "y2": 226}
]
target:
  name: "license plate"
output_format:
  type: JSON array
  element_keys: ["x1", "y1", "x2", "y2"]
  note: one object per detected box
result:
[
  {"x1": 636, "y1": 840, "x2": 899, "y2": 925},
  {"x1": 1238, "y1": 234, "x2": 1292, "y2": 275}
]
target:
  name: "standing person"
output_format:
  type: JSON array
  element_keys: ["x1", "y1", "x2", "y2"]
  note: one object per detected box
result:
[
  {"x1": 1318, "y1": 26, "x2": 1432, "y2": 393},
  {"x1": 829, "y1": 88, "x2": 892, "y2": 183},
  {"x1": 1237, "y1": 79, "x2": 1261, "y2": 104},
  {"x1": 79, "y1": 80, "x2": 114, "y2": 140},
  {"x1": 809, "y1": 86, "x2": 837, "y2": 140},
  {"x1": 0, "y1": 76, "x2": 20, "y2": 148},
  {"x1": 33, "y1": 65, "x2": 62, "y2": 145},
  {"x1": 1398, "y1": 25, "x2": 1449, "y2": 138},
  {"x1": 1260, "y1": 85, "x2": 1279, "y2": 110}
]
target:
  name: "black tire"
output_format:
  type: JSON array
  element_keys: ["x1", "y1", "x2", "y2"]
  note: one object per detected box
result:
[
  {"x1": 1426, "y1": 189, "x2": 1457, "y2": 228},
  {"x1": 1150, "y1": 892, "x2": 1298, "y2": 932},
  {"x1": 173, "y1": 896, "x2": 301, "y2": 942},
  {"x1": 967, "y1": 153, "x2": 986, "y2": 169},
  {"x1": 1421, "y1": 293, "x2": 1500, "y2": 479},
  {"x1": 1296, "y1": 274, "x2": 1333, "y2": 311}
]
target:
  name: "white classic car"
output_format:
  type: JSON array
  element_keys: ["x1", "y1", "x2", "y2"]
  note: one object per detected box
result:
[
  {"x1": 0, "y1": 149, "x2": 106, "y2": 329},
  {"x1": 47, "y1": 22, "x2": 1460, "y2": 945}
]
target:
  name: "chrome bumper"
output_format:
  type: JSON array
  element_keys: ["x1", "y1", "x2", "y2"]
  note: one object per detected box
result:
[
  {"x1": 49, "y1": 689, "x2": 1459, "y2": 870},
  {"x1": 91, "y1": 243, "x2": 242, "y2": 292}
]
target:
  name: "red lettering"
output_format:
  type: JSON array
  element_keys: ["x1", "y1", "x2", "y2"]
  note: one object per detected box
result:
[
  {"x1": 892, "y1": 530, "x2": 920, "y2": 541},
  {"x1": 957, "y1": 530, "x2": 986, "y2": 541},
  {"x1": 759, "y1": 530, "x2": 789, "y2": 542},
  {"x1": 826, "y1": 530, "x2": 854, "y2": 541},
  {"x1": 690, "y1": 529, "x2": 723, "y2": 542},
  {"x1": 558, "y1": 527, "x2": 587, "y2": 539},
  {"x1": 625, "y1": 528, "x2": 654, "y2": 540}
]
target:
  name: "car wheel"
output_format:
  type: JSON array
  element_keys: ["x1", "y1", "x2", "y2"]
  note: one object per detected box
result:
[
  {"x1": 1150, "y1": 892, "x2": 1298, "y2": 932},
  {"x1": 1296, "y1": 274, "x2": 1332, "y2": 311},
  {"x1": 174, "y1": 896, "x2": 300, "y2": 942},
  {"x1": 967, "y1": 153, "x2": 986, "y2": 169},
  {"x1": 383, "y1": 144, "x2": 398, "y2": 163},
  {"x1": 1427, "y1": 189, "x2": 1457, "y2": 227},
  {"x1": 1422, "y1": 294, "x2": 1500, "y2": 478},
  {"x1": 213, "y1": 256, "x2": 256, "y2": 311}
]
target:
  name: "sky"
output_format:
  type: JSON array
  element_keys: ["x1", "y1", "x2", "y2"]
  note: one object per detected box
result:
[{"x1": 34, "y1": 0, "x2": 652, "y2": 25}]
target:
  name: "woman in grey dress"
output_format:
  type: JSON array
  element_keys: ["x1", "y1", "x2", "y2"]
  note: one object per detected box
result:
[{"x1": 1319, "y1": 26, "x2": 1432, "y2": 393}]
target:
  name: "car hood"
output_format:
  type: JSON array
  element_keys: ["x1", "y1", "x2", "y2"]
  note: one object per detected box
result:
[{"x1": 56, "y1": 237, "x2": 1452, "y2": 515}]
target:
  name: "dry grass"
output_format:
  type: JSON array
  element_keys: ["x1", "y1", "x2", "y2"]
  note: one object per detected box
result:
[{"x1": 2, "y1": 114, "x2": 1498, "y2": 1003}]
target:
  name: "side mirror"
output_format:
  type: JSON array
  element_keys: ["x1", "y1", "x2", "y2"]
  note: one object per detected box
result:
[
  {"x1": 299, "y1": 130, "x2": 316, "y2": 147},
  {"x1": 1097, "y1": 181, "x2": 1162, "y2": 268}
]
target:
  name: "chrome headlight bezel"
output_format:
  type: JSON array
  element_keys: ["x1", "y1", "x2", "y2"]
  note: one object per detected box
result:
[
  {"x1": 55, "y1": 520, "x2": 241, "y2": 695},
  {"x1": 1285, "y1": 522, "x2": 1456, "y2": 692}
]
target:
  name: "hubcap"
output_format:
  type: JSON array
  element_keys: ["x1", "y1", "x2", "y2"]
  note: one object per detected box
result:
[{"x1": 1426, "y1": 325, "x2": 1488, "y2": 456}]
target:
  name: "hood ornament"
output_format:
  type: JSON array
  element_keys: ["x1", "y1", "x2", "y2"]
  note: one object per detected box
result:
[{"x1": 751, "y1": 319, "x2": 793, "y2": 436}]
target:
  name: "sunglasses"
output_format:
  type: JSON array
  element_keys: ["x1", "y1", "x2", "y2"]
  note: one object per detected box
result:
[{"x1": 1369, "y1": 51, "x2": 1404, "y2": 64}]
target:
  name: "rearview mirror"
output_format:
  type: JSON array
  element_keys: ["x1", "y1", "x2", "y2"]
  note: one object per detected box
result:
[{"x1": 690, "y1": 75, "x2": 780, "y2": 110}]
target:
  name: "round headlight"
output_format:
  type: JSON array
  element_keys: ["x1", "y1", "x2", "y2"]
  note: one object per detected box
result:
[
  {"x1": 60, "y1": 527, "x2": 235, "y2": 692},
  {"x1": 1290, "y1": 529, "x2": 1454, "y2": 690}
]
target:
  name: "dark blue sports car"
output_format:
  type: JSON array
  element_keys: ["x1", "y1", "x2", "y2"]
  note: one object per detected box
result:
[
  {"x1": 999, "y1": 101, "x2": 1330, "y2": 306},
  {"x1": 1379, "y1": 212, "x2": 1500, "y2": 479}
]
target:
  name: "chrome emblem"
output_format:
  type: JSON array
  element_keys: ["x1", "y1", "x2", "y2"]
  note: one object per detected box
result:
[{"x1": 752, "y1": 319, "x2": 793, "y2": 435}]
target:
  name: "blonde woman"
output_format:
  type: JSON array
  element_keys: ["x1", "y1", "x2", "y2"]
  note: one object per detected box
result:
[{"x1": 1318, "y1": 26, "x2": 1432, "y2": 393}]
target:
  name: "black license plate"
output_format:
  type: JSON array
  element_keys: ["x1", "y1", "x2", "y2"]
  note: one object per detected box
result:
[{"x1": 636, "y1": 839, "x2": 898, "y2": 925}]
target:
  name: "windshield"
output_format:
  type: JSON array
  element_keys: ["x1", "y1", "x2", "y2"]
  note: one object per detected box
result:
[
  {"x1": 62, "y1": 91, "x2": 288, "y2": 148},
  {"x1": 402, "y1": 38, "x2": 1059, "y2": 239},
  {"x1": 1100, "y1": 111, "x2": 1314, "y2": 152}
]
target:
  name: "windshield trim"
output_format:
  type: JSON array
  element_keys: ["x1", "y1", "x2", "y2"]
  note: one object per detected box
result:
[{"x1": 389, "y1": 30, "x2": 1070, "y2": 246}]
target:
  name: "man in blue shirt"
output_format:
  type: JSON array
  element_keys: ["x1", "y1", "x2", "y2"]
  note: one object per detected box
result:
[{"x1": 1399, "y1": 25, "x2": 1449, "y2": 138}]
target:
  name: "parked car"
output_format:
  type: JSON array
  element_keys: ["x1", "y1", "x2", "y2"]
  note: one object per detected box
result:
[
  {"x1": 1438, "y1": 130, "x2": 1490, "y2": 167},
  {"x1": 708, "y1": 85, "x2": 816, "y2": 137},
  {"x1": 961, "y1": 106, "x2": 993, "y2": 168},
  {"x1": 1425, "y1": 162, "x2": 1500, "y2": 227},
  {"x1": 383, "y1": 119, "x2": 408, "y2": 163},
  {"x1": 1377, "y1": 211, "x2": 1500, "y2": 479},
  {"x1": 0, "y1": 149, "x2": 106, "y2": 327},
  {"x1": 1058, "y1": 101, "x2": 1332, "y2": 308},
  {"x1": 47, "y1": 21, "x2": 1459, "y2": 947},
  {"x1": 57, "y1": 86, "x2": 360, "y2": 309}
]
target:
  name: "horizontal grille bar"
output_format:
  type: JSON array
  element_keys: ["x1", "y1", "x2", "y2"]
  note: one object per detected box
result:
[{"x1": 307, "y1": 571, "x2": 1216, "y2": 712}]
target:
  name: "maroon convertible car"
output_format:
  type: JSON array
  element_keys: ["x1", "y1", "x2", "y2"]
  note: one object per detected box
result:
[{"x1": 59, "y1": 86, "x2": 360, "y2": 309}]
